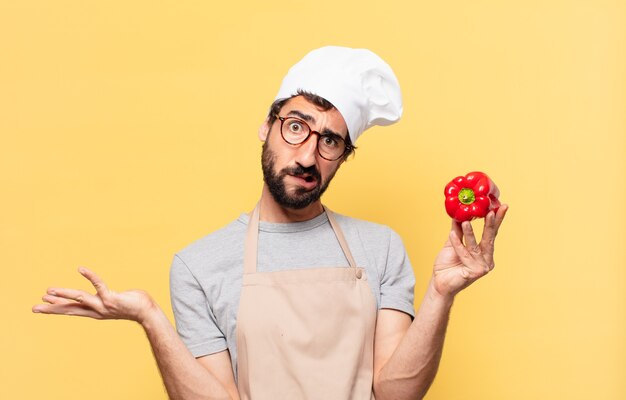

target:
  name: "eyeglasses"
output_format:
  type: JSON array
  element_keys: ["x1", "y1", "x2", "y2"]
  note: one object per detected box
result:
[{"x1": 275, "y1": 115, "x2": 352, "y2": 161}]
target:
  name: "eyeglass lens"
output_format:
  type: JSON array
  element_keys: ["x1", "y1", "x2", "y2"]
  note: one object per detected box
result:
[{"x1": 280, "y1": 117, "x2": 346, "y2": 161}]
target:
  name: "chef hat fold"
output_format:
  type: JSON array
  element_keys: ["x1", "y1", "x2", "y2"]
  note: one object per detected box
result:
[{"x1": 274, "y1": 46, "x2": 403, "y2": 143}]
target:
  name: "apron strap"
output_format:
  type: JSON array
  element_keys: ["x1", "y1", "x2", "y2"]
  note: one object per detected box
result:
[
  {"x1": 324, "y1": 207, "x2": 358, "y2": 269},
  {"x1": 244, "y1": 203, "x2": 358, "y2": 274},
  {"x1": 243, "y1": 203, "x2": 260, "y2": 274}
]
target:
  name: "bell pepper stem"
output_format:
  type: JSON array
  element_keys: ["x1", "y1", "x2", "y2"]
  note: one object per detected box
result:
[{"x1": 458, "y1": 188, "x2": 475, "y2": 205}]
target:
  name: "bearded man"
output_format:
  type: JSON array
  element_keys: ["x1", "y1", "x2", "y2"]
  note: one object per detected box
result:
[{"x1": 34, "y1": 46, "x2": 508, "y2": 400}]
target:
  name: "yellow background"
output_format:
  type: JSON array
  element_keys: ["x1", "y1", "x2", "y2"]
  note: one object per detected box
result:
[{"x1": 1, "y1": 1, "x2": 624, "y2": 399}]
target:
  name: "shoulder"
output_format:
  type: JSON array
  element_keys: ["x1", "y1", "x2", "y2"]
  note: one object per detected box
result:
[
  {"x1": 174, "y1": 215, "x2": 248, "y2": 272},
  {"x1": 331, "y1": 212, "x2": 401, "y2": 245}
]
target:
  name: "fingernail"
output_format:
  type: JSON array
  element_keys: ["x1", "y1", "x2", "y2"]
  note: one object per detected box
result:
[{"x1": 48, "y1": 289, "x2": 56, "y2": 296}]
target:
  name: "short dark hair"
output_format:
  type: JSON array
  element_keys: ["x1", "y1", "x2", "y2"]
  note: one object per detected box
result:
[{"x1": 266, "y1": 89, "x2": 356, "y2": 161}]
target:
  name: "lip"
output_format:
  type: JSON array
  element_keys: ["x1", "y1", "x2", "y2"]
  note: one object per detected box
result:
[{"x1": 287, "y1": 174, "x2": 319, "y2": 190}]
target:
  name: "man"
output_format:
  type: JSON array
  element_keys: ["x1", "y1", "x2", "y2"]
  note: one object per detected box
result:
[{"x1": 33, "y1": 46, "x2": 508, "y2": 400}]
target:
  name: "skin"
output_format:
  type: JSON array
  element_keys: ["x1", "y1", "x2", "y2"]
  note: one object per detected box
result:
[
  {"x1": 32, "y1": 95, "x2": 509, "y2": 400},
  {"x1": 256, "y1": 95, "x2": 347, "y2": 222}
]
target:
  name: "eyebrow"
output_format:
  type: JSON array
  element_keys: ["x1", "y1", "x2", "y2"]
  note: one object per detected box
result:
[
  {"x1": 285, "y1": 109, "x2": 345, "y2": 139},
  {"x1": 286, "y1": 110, "x2": 315, "y2": 123}
]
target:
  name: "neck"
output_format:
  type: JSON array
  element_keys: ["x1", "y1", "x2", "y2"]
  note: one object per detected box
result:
[{"x1": 257, "y1": 185, "x2": 324, "y2": 223}]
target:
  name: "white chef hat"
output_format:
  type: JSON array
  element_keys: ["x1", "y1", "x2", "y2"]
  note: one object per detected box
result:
[{"x1": 274, "y1": 46, "x2": 403, "y2": 143}]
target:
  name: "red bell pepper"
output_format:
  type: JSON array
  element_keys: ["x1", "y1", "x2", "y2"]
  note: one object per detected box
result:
[{"x1": 444, "y1": 171, "x2": 501, "y2": 222}]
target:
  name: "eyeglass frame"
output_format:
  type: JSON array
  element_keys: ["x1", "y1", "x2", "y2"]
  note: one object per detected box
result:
[{"x1": 274, "y1": 114, "x2": 354, "y2": 161}]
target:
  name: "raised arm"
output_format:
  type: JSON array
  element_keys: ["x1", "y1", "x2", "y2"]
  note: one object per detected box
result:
[
  {"x1": 32, "y1": 268, "x2": 239, "y2": 400},
  {"x1": 373, "y1": 205, "x2": 508, "y2": 400}
]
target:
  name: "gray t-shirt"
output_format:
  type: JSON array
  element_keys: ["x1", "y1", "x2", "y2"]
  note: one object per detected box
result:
[{"x1": 170, "y1": 211, "x2": 415, "y2": 377}]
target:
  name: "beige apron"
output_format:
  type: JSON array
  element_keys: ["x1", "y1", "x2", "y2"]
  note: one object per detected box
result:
[{"x1": 236, "y1": 204, "x2": 378, "y2": 400}]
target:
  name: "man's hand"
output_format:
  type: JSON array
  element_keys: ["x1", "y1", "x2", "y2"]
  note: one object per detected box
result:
[
  {"x1": 432, "y1": 204, "x2": 509, "y2": 298},
  {"x1": 32, "y1": 267, "x2": 155, "y2": 324}
]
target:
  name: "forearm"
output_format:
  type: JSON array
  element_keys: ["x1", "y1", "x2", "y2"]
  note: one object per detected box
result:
[
  {"x1": 374, "y1": 278, "x2": 454, "y2": 400},
  {"x1": 140, "y1": 306, "x2": 233, "y2": 400}
]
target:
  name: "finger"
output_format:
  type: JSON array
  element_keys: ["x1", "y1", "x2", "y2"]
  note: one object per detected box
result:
[
  {"x1": 46, "y1": 287, "x2": 100, "y2": 309},
  {"x1": 480, "y1": 211, "x2": 498, "y2": 254},
  {"x1": 42, "y1": 294, "x2": 74, "y2": 305},
  {"x1": 481, "y1": 205, "x2": 508, "y2": 246},
  {"x1": 451, "y1": 220, "x2": 464, "y2": 245},
  {"x1": 32, "y1": 303, "x2": 102, "y2": 319},
  {"x1": 462, "y1": 221, "x2": 480, "y2": 254},
  {"x1": 481, "y1": 206, "x2": 508, "y2": 269},
  {"x1": 493, "y1": 204, "x2": 509, "y2": 233},
  {"x1": 450, "y1": 229, "x2": 491, "y2": 279},
  {"x1": 449, "y1": 230, "x2": 472, "y2": 265},
  {"x1": 79, "y1": 267, "x2": 109, "y2": 296}
]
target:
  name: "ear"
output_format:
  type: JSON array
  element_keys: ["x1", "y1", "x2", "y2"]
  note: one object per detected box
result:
[{"x1": 258, "y1": 118, "x2": 270, "y2": 141}]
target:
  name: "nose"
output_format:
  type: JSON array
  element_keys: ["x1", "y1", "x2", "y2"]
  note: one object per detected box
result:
[{"x1": 293, "y1": 134, "x2": 319, "y2": 168}]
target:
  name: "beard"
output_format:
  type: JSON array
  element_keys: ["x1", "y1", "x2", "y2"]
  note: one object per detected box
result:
[{"x1": 261, "y1": 141, "x2": 336, "y2": 209}]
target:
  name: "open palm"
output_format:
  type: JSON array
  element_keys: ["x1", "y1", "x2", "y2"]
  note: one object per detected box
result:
[{"x1": 33, "y1": 268, "x2": 155, "y2": 323}]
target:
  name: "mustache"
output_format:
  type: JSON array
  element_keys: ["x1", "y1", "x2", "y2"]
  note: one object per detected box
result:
[{"x1": 281, "y1": 164, "x2": 321, "y2": 181}]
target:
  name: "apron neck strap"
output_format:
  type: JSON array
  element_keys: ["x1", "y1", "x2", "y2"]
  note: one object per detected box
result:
[
  {"x1": 324, "y1": 207, "x2": 358, "y2": 269},
  {"x1": 244, "y1": 203, "x2": 358, "y2": 274},
  {"x1": 244, "y1": 204, "x2": 261, "y2": 274}
]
